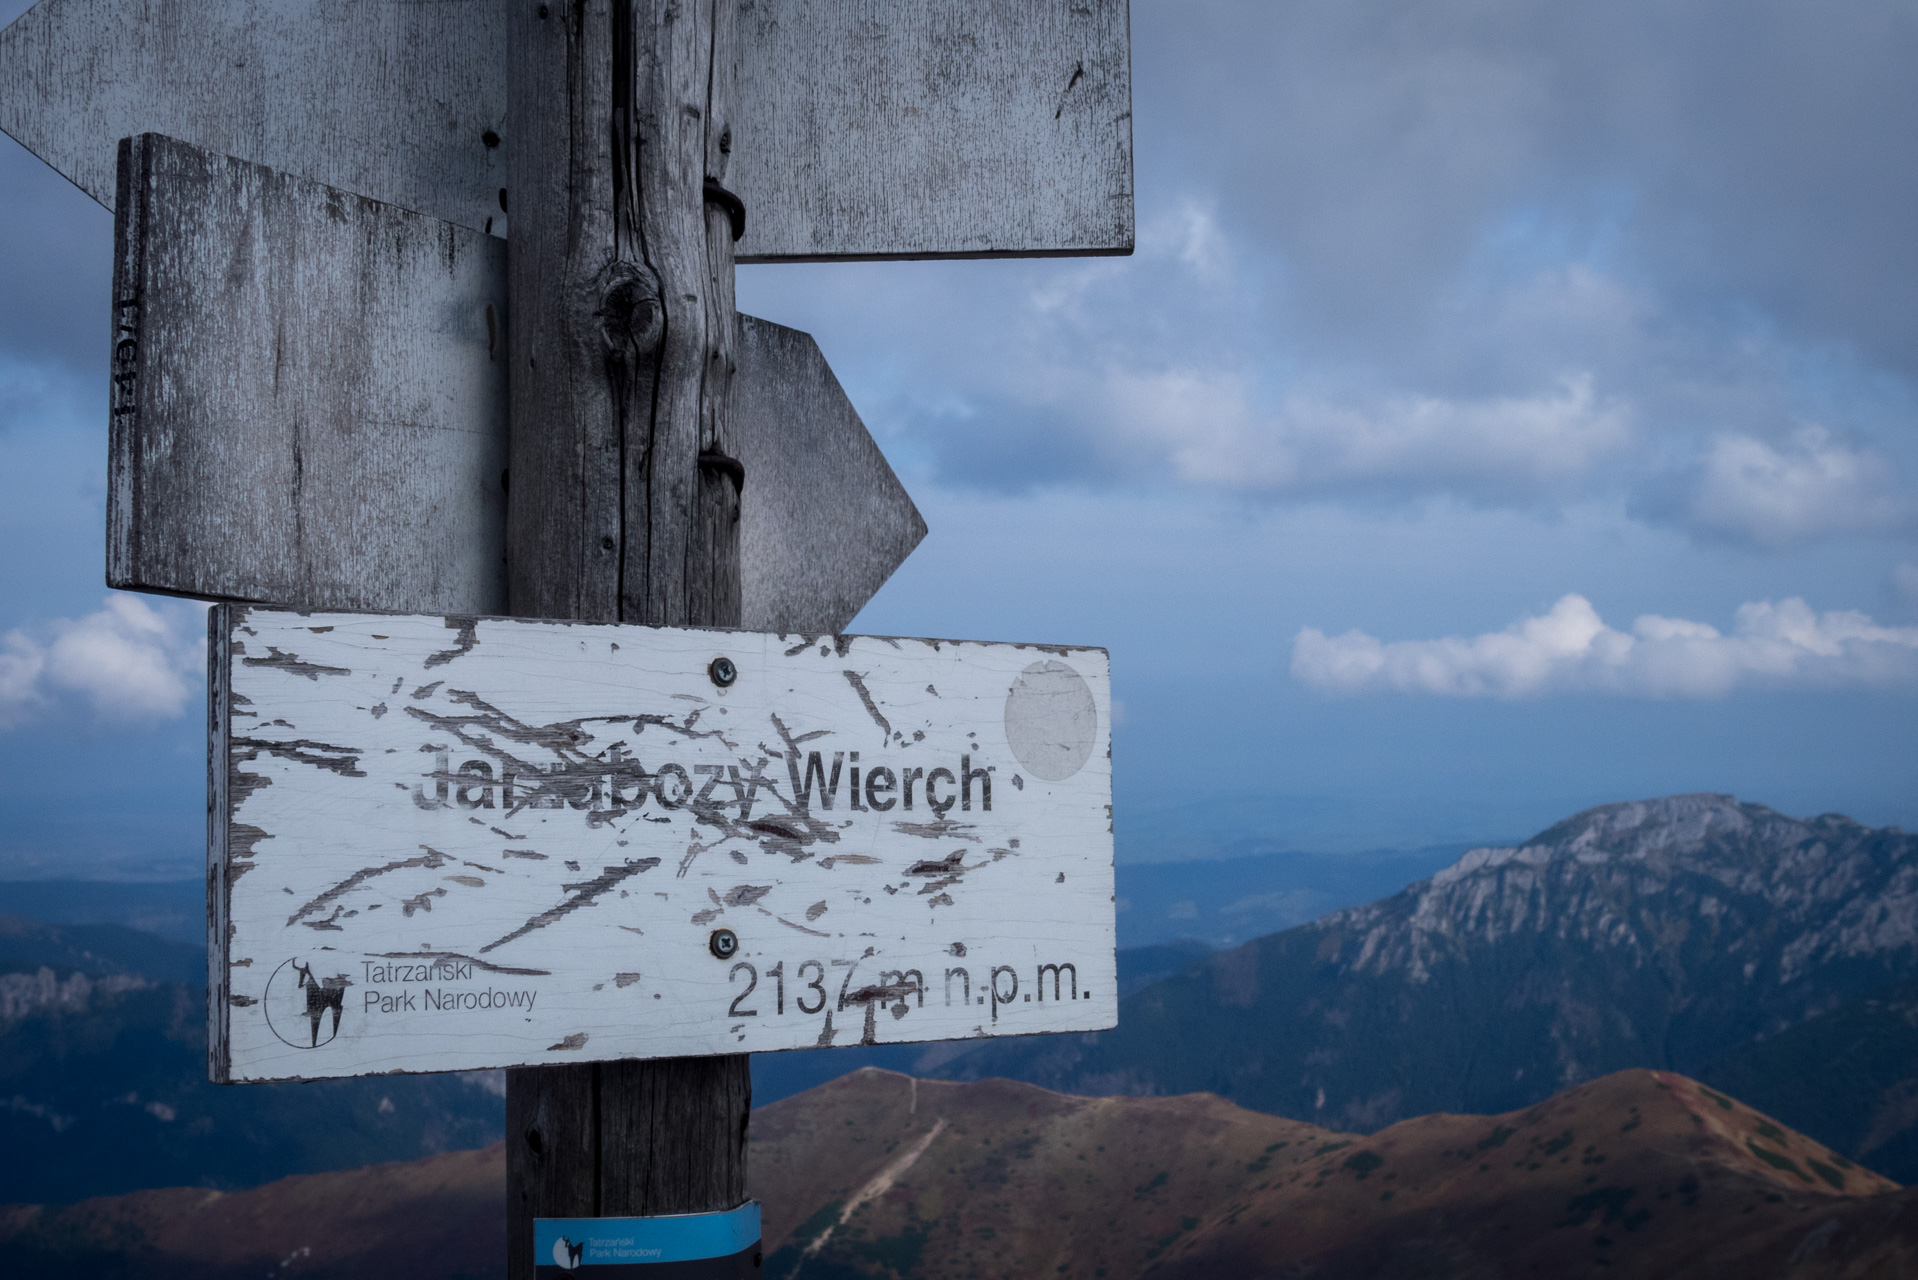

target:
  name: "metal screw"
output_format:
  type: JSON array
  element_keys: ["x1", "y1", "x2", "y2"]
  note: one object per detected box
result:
[
  {"x1": 709, "y1": 928, "x2": 738, "y2": 959},
  {"x1": 708, "y1": 656, "x2": 737, "y2": 688}
]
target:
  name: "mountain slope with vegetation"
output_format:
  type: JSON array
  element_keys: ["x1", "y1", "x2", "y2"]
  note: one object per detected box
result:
[
  {"x1": 1702, "y1": 974, "x2": 1918, "y2": 1187},
  {"x1": 2, "y1": 1068, "x2": 1906, "y2": 1279}
]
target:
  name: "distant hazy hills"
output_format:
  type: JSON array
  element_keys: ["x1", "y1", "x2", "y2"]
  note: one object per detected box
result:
[
  {"x1": 939, "y1": 794, "x2": 1918, "y2": 1181},
  {"x1": 3, "y1": 1067, "x2": 1906, "y2": 1279},
  {"x1": 0, "y1": 842, "x2": 1468, "y2": 954},
  {"x1": 0, "y1": 914, "x2": 505, "y2": 1204}
]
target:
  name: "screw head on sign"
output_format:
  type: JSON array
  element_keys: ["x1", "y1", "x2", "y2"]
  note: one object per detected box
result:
[
  {"x1": 708, "y1": 656, "x2": 737, "y2": 688},
  {"x1": 709, "y1": 928, "x2": 739, "y2": 960}
]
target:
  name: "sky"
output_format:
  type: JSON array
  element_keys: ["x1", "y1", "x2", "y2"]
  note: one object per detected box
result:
[{"x1": 1, "y1": 0, "x2": 1915, "y2": 882}]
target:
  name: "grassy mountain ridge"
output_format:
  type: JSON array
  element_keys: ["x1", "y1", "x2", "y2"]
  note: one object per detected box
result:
[{"x1": 1, "y1": 1067, "x2": 1904, "y2": 1279}]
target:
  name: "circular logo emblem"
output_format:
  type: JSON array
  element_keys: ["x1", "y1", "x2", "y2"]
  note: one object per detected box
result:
[
  {"x1": 263, "y1": 957, "x2": 353, "y2": 1050},
  {"x1": 1003, "y1": 660, "x2": 1098, "y2": 782}
]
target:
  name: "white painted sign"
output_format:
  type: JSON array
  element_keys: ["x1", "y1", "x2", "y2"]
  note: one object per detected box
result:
[
  {"x1": 0, "y1": 0, "x2": 1132, "y2": 260},
  {"x1": 211, "y1": 607, "x2": 1113, "y2": 1082}
]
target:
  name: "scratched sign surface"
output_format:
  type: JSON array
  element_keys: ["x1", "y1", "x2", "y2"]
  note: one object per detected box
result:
[{"x1": 210, "y1": 607, "x2": 1113, "y2": 1083}]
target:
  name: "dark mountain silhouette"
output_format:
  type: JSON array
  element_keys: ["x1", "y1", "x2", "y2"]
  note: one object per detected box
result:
[
  {"x1": 1702, "y1": 973, "x2": 1918, "y2": 1186},
  {"x1": 0, "y1": 912, "x2": 203, "y2": 985},
  {"x1": 934, "y1": 794, "x2": 1918, "y2": 1180},
  {"x1": 2, "y1": 1068, "x2": 1907, "y2": 1279},
  {"x1": 0, "y1": 881, "x2": 206, "y2": 946}
]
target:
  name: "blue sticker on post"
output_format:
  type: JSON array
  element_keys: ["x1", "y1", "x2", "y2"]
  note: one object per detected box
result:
[{"x1": 535, "y1": 1203, "x2": 761, "y2": 1277}]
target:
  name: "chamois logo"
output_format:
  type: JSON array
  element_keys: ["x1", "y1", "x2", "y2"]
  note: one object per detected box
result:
[
  {"x1": 263, "y1": 957, "x2": 353, "y2": 1049},
  {"x1": 552, "y1": 1236, "x2": 584, "y2": 1270}
]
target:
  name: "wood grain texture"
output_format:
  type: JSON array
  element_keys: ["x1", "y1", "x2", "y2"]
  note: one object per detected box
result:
[
  {"x1": 505, "y1": 0, "x2": 747, "y2": 1258},
  {"x1": 691, "y1": 0, "x2": 744, "y2": 632},
  {"x1": 106, "y1": 139, "x2": 919, "y2": 626},
  {"x1": 505, "y1": 1058, "x2": 598, "y2": 1260},
  {"x1": 503, "y1": 0, "x2": 630, "y2": 624},
  {"x1": 0, "y1": 0, "x2": 511, "y2": 236},
  {"x1": 600, "y1": 1054, "x2": 752, "y2": 1215},
  {"x1": 206, "y1": 608, "x2": 232, "y2": 1083},
  {"x1": 1, "y1": 0, "x2": 1132, "y2": 260},
  {"x1": 109, "y1": 134, "x2": 509, "y2": 615},
  {"x1": 733, "y1": 316, "x2": 926, "y2": 634},
  {"x1": 730, "y1": 0, "x2": 1135, "y2": 261},
  {"x1": 210, "y1": 608, "x2": 1116, "y2": 1080},
  {"x1": 620, "y1": 0, "x2": 718, "y2": 629}
]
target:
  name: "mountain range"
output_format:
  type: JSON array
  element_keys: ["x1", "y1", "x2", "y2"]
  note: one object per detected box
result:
[
  {"x1": 935, "y1": 794, "x2": 1918, "y2": 1182},
  {"x1": 5, "y1": 791, "x2": 1916, "y2": 1206},
  {"x1": 3, "y1": 1067, "x2": 1908, "y2": 1278}
]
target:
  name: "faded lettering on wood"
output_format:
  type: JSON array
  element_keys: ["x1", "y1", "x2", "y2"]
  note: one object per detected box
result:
[
  {"x1": 210, "y1": 607, "x2": 1115, "y2": 1083},
  {"x1": 0, "y1": 0, "x2": 1132, "y2": 260}
]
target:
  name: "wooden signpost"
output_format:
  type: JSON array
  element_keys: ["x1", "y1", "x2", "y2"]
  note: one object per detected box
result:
[
  {"x1": 3, "y1": 0, "x2": 1132, "y2": 1273},
  {"x1": 108, "y1": 133, "x2": 926, "y2": 631}
]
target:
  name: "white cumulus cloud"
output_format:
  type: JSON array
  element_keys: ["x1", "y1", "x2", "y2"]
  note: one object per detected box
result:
[
  {"x1": 1684, "y1": 428, "x2": 1913, "y2": 548},
  {"x1": 0, "y1": 595, "x2": 205, "y2": 729},
  {"x1": 1292, "y1": 593, "x2": 1918, "y2": 699},
  {"x1": 1095, "y1": 372, "x2": 1631, "y2": 500}
]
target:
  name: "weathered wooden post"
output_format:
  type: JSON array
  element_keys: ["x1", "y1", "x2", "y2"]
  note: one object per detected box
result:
[
  {"x1": 0, "y1": 2, "x2": 1134, "y2": 1274},
  {"x1": 501, "y1": 1, "x2": 750, "y2": 1263}
]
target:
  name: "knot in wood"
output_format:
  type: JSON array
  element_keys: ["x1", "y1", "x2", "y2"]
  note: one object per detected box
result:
[{"x1": 593, "y1": 260, "x2": 662, "y2": 357}]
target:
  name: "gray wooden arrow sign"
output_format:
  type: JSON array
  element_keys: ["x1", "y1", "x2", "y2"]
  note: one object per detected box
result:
[
  {"x1": 109, "y1": 133, "x2": 924, "y2": 630},
  {"x1": 1, "y1": 0, "x2": 1132, "y2": 261}
]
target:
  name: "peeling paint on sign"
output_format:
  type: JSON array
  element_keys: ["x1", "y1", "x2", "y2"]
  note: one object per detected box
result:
[{"x1": 209, "y1": 607, "x2": 1113, "y2": 1082}]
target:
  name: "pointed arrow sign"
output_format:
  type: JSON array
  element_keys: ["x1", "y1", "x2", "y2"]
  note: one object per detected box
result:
[
  {"x1": 1, "y1": 0, "x2": 1132, "y2": 261},
  {"x1": 109, "y1": 134, "x2": 923, "y2": 630}
]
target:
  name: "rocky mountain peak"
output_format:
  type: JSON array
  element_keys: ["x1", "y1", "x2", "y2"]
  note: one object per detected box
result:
[
  {"x1": 936, "y1": 792, "x2": 1918, "y2": 1152},
  {"x1": 1323, "y1": 794, "x2": 1916, "y2": 992}
]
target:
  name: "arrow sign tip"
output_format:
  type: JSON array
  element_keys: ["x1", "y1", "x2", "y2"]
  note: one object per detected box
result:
[{"x1": 734, "y1": 316, "x2": 928, "y2": 635}]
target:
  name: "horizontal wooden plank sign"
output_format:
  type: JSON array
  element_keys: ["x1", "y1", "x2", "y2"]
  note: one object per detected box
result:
[
  {"x1": 1, "y1": 0, "x2": 1132, "y2": 260},
  {"x1": 210, "y1": 607, "x2": 1113, "y2": 1082}
]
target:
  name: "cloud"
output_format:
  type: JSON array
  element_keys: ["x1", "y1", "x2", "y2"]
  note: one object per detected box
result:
[
  {"x1": 1292, "y1": 593, "x2": 1918, "y2": 699},
  {"x1": 0, "y1": 595, "x2": 204, "y2": 729},
  {"x1": 1116, "y1": 372, "x2": 1630, "y2": 500},
  {"x1": 1678, "y1": 428, "x2": 1913, "y2": 547}
]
